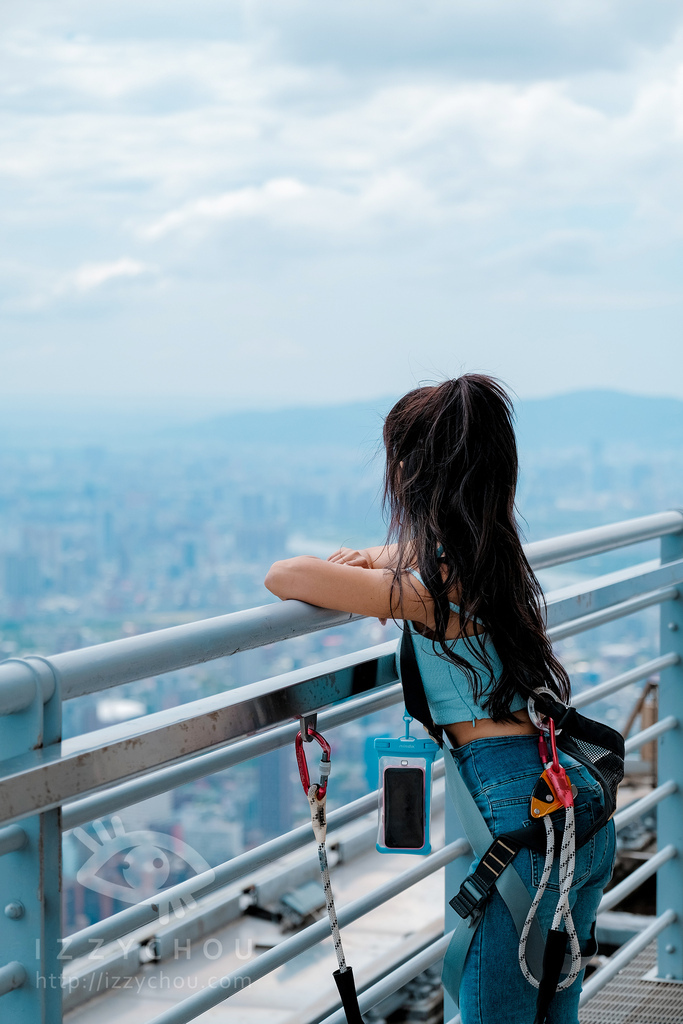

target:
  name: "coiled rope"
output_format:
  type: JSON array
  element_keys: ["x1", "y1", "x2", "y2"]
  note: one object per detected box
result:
[{"x1": 518, "y1": 806, "x2": 581, "y2": 990}]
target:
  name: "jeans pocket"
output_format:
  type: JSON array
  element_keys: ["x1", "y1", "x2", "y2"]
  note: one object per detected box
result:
[{"x1": 487, "y1": 794, "x2": 536, "y2": 838}]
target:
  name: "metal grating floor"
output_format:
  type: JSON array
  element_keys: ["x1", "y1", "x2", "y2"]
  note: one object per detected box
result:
[{"x1": 579, "y1": 943, "x2": 683, "y2": 1024}]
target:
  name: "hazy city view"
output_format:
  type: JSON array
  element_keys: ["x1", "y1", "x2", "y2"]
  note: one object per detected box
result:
[{"x1": 1, "y1": 389, "x2": 681, "y2": 934}]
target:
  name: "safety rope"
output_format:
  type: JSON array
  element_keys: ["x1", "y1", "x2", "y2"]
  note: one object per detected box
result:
[
  {"x1": 518, "y1": 807, "x2": 581, "y2": 990},
  {"x1": 317, "y1": 819, "x2": 347, "y2": 973},
  {"x1": 297, "y1": 726, "x2": 364, "y2": 1023},
  {"x1": 298, "y1": 733, "x2": 342, "y2": 950},
  {"x1": 552, "y1": 805, "x2": 581, "y2": 989},
  {"x1": 518, "y1": 815, "x2": 555, "y2": 985},
  {"x1": 518, "y1": 717, "x2": 582, "y2": 994}
]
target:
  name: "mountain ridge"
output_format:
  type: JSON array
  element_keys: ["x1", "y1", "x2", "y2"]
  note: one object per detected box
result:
[{"x1": 0, "y1": 389, "x2": 680, "y2": 451}]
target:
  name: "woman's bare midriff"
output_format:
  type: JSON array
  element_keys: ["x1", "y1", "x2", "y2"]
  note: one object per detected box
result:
[{"x1": 445, "y1": 708, "x2": 538, "y2": 747}]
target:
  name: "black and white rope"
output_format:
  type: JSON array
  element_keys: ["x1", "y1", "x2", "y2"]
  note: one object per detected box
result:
[
  {"x1": 518, "y1": 807, "x2": 581, "y2": 990},
  {"x1": 318, "y1": 841, "x2": 348, "y2": 974},
  {"x1": 553, "y1": 805, "x2": 581, "y2": 989},
  {"x1": 519, "y1": 815, "x2": 555, "y2": 986}
]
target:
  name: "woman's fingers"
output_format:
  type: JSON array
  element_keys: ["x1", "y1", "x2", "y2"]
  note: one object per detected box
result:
[
  {"x1": 327, "y1": 548, "x2": 356, "y2": 562},
  {"x1": 327, "y1": 549, "x2": 349, "y2": 562},
  {"x1": 327, "y1": 548, "x2": 370, "y2": 567}
]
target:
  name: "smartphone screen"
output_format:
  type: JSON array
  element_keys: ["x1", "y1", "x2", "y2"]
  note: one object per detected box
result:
[{"x1": 383, "y1": 767, "x2": 425, "y2": 848}]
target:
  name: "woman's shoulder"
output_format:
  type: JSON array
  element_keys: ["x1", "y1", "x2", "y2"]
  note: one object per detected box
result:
[{"x1": 403, "y1": 565, "x2": 462, "y2": 613}]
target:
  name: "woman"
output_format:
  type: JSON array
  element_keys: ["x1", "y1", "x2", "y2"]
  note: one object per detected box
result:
[{"x1": 265, "y1": 374, "x2": 616, "y2": 1024}]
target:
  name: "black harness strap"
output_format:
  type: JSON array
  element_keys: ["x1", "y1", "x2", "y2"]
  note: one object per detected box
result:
[
  {"x1": 399, "y1": 624, "x2": 443, "y2": 746},
  {"x1": 449, "y1": 834, "x2": 523, "y2": 919}
]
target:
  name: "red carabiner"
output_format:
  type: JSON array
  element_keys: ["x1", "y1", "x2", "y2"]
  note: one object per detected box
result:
[
  {"x1": 538, "y1": 718, "x2": 573, "y2": 808},
  {"x1": 549, "y1": 718, "x2": 560, "y2": 771},
  {"x1": 295, "y1": 728, "x2": 331, "y2": 799}
]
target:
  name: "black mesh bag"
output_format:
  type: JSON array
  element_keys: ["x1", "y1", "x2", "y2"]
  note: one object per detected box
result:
[{"x1": 526, "y1": 688, "x2": 625, "y2": 842}]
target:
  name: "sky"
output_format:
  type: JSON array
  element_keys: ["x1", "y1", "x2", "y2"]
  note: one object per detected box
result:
[{"x1": 1, "y1": 0, "x2": 682, "y2": 409}]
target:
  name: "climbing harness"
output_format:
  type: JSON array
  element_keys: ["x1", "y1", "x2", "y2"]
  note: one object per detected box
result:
[
  {"x1": 397, "y1": 624, "x2": 625, "y2": 1022},
  {"x1": 295, "y1": 718, "x2": 364, "y2": 1024}
]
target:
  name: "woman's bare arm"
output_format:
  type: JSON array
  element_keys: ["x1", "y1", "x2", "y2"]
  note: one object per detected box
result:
[{"x1": 264, "y1": 555, "x2": 434, "y2": 627}]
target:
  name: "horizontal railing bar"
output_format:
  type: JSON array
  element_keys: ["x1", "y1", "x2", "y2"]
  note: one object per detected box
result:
[
  {"x1": 53, "y1": 660, "x2": 683, "y2": 837},
  {"x1": 545, "y1": 557, "x2": 683, "y2": 630},
  {"x1": 0, "y1": 602, "x2": 363, "y2": 711},
  {"x1": 614, "y1": 780, "x2": 678, "y2": 832},
  {"x1": 62, "y1": 679, "x2": 404, "y2": 830},
  {"x1": 579, "y1": 909, "x2": 677, "y2": 1005},
  {"x1": 0, "y1": 643, "x2": 401, "y2": 827},
  {"x1": 548, "y1": 586, "x2": 679, "y2": 642},
  {"x1": 0, "y1": 824, "x2": 28, "y2": 858},
  {"x1": 572, "y1": 654, "x2": 679, "y2": 709},
  {"x1": 143, "y1": 838, "x2": 470, "y2": 1024},
  {"x1": 599, "y1": 845, "x2": 677, "y2": 913},
  {"x1": 0, "y1": 960, "x2": 27, "y2": 998},
  {"x1": 9, "y1": 645, "x2": 679, "y2": 831},
  {"x1": 624, "y1": 716, "x2": 678, "y2": 754},
  {"x1": 2, "y1": 625, "x2": 677, "y2": 831},
  {"x1": 0, "y1": 512, "x2": 680, "y2": 711},
  {"x1": 64, "y1": 758, "x2": 446, "y2": 961},
  {"x1": 61, "y1": 945, "x2": 142, "y2": 1015},
  {"x1": 319, "y1": 931, "x2": 454, "y2": 1024},
  {"x1": 9, "y1": 637, "x2": 672, "y2": 831},
  {"x1": 526, "y1": 511, "x2": 683, "y2": 571},
  {"x1": 50, "y1": 655, "x2": 683, "y2": 833}
]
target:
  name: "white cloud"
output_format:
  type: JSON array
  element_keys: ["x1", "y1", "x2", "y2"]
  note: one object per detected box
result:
[
  {"x1": 142, "y1": 173, "x2": 437, "y2": 239},
  {"x1": 70, "y1": 258, "x2": 154, "y2": 291},
  {"x1": 143, "y1": 179, "x2": 309, "y2": 238},
  {"x1": 7, "y1": 258, "x2": 158, "y2": 313}
]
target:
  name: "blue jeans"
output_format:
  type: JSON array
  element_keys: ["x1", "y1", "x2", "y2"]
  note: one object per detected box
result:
[{"x1": 450, "y1": 734, "x2": 617, "y2": 1024}]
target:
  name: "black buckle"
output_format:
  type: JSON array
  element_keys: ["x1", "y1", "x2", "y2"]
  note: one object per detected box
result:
[
  {"x1": 449, "y1": 874, "x2": 489, "y2": 919},
  {"x1": 449, "y1": 835, "x2": 523, "y2": 921}
]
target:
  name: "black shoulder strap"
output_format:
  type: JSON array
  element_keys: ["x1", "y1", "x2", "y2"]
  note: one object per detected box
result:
[{"x1": 398, "y1": 625, "x2": 443, "y2": 747}]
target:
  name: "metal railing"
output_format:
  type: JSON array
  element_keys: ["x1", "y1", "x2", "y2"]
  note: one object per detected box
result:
[{"x1": 0, "y1": 510, "x2": 682, "y2": 1023}]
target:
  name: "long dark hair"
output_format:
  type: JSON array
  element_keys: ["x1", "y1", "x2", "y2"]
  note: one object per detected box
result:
[{"x1": 383, "y1": 374, "x2": 571, "y2": 721}]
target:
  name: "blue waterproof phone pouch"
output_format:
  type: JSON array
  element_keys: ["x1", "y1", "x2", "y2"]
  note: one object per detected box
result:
[{"x1": 375, "y1": 712, "x2": 440, "y2": 855}]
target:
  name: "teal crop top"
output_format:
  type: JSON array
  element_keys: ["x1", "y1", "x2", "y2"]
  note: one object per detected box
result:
[{"x1": 402, "y1": 568, "x2": 527, "y2": 725}]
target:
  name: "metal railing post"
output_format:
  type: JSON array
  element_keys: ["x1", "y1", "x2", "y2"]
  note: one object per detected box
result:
[
  {"x1": 657, "y1": 522, "x2": 683, "y2": 979},
  {"x1": 443, "y1": 752, "x2": 470, "y2": 1022},
  {"x1": 0, "y1": 659, "x2": 62, "y2": 1021}
]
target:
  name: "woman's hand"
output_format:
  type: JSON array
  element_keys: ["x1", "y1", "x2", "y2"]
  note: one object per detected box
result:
[
  {"x1": 327, "y1": 547, "x2": 373, "y2": 569},
  {"x1": 327, "y1": 544, "x2": 404, "y2": 570},
  {"x1": 264, "y1": 554, "x2": 432, "y2": 631}
]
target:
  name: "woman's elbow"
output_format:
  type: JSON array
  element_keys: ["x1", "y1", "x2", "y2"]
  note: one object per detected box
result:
[
  {"x1": 264, "y1": 560, "x2": 290, "y2": 599},
  {"x1": 264, "y1": 557, "x2": 315, "y2": 600}
]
